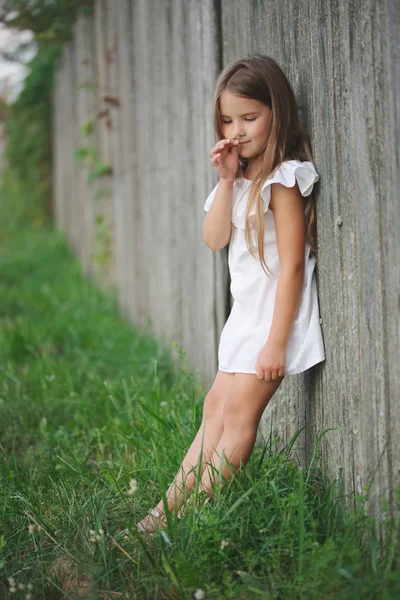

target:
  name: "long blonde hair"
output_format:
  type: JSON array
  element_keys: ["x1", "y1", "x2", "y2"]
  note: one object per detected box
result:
[{"x1": 213, "y1": 54, "x2": 318, "y2": 277}]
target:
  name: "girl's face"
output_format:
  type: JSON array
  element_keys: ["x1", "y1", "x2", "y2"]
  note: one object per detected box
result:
[{"x1": 219, "y1": 90, "x2": 272, "y2": 165}]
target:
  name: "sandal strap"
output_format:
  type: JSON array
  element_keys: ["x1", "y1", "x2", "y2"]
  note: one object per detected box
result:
[{"x1": 148, "y1": 507, "x2": 165, "y2": 518}]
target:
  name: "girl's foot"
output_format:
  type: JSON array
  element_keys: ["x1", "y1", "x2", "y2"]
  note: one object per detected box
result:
[
  {"x1": 136, "y1": 507, "x2": 167, "y2": 533},
  {"x1": 136, "y1": 493, "x2": 211, "y2": 532}
]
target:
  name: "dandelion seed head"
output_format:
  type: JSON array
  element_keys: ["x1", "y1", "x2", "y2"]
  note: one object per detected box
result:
[
  {"x1": 235, "y1": 570, "x2": 247, "y2": 577},
  {"x1": 98, "y1": 528, "x2": 104, "y2": 535},
  {"x1": 18, "y1": 583, "x2": 25, "y2": 590},
  {"x1": 9, "y1": 587, "x2": 17, "y2": 594},
  {"x1": 128, "y1": 479, "x2": 138, "y2": 494},
  {"x1": 160, "y1": 401, "x2": 167, "y2": 407},
  {"x1": 220, "y1": 539, "x2": 229, "y2": 549},
  {"x1": 194, "y1": 589, "x2": 206, "y2": 600},
  {"x1": 89, "y1": 529, "x2": 96, "y2": 535},
  {"x1": 7, "y1": 578, "x2": 16, "y2": 586}
]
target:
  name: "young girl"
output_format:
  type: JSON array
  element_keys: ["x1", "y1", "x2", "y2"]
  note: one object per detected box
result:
[{"x1": 136, "y1": 54, "x2": 325, "y2": 533}]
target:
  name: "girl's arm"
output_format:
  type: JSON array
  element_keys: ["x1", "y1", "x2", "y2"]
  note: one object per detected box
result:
[
  {"x1": 266, "y1": 182, "x2": 306, "y2": 348},
  {"x1": 203, "y1": 179, "x2": 234, "y2": 251}
]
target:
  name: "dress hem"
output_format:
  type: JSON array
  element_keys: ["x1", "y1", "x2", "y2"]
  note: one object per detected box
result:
[{"x1": 218, "y1": 356, "x2": 325, "y2": 376}]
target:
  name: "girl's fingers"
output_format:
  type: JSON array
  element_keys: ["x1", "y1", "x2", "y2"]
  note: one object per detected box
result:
[
  {"x1": 211, "y1": 143, "x2": 227, "y2": 156},
  {"x1": 210, "y1": 139, "x2": 239, "y2": 156},
  {"x1": 220, "y1": 138, "x2": 239, "y2": 149}
]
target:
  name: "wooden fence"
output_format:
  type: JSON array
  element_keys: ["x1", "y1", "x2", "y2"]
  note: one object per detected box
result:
[{"x1": 52, "y1": 0, "x2": 399, "y2": 521}]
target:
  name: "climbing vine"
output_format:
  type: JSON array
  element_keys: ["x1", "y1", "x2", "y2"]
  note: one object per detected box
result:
[
  {"x1": 74, "y1": 122, "x2": 113, "y2": 268},
  {"x1": 3, "y1": 1, "x2": 119, "y2": 272},
  {"x1": 3, "y1": 1, "x2": 95, "y2": 221}
]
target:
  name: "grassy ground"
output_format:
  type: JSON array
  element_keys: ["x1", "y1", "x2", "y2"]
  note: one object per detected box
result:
[{"x1": 0, "y1": 171, "x2": 399, "y2": 599}]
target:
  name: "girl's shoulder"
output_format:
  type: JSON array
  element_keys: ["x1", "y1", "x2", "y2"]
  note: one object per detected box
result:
[
  {"x1": 231, "y1": 160, "x2": 320, "y2": 227},
  {"x1": 236, "y1": 159, "x2": 319, "y2": 198},
  {"x1": 265, "y1": 159, "x2": 320, "y2": 197}
]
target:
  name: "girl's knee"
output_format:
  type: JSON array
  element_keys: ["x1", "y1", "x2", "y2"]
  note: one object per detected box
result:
[
  {"x1": 202, "y1": 389, "x2": 225, "y2": 422},
  {"x1": 222, "y1": 397, "x2": 257, "y2": 432}
]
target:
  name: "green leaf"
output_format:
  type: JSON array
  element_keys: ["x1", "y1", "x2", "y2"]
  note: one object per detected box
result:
[
  {"x1": 81, "y1": 120, "x2": 94, "y2": 137},
  {"x1": 73, "y1": 146, "x2": 94, "y2": 161},
  {"x1": 76, "y1": 80, "x2": 95, "y2": 90},
  {"x1": 174, "y1": 549, "x2": 197, "y2": 586},
  {"x1": 161, "y1": 551, "x2": 180, "y2": 587}
]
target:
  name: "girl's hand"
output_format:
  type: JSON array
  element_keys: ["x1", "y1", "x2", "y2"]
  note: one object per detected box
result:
[
  {"x1": 256, "y1": 341, "x2": 286, "y2": 382},
  {"x1": 210, "y1": 138, "x2": 241, "y2": 182}
]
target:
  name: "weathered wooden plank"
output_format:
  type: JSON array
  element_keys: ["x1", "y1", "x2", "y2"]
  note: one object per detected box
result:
[
  {"x1": 383, "y1": 0, "x2": 400, "y2": 506},
  {"x1": 115, "y1": 0, "x2": 137, "y2": 320},
  {"x1": 199, "y1": 0, "x2": 226, "y2": 384},
  {"x1": 131, "y1": 0, "x2": 153, "y2": 328},
  {"x1": 92, "y1": 0, "x2": 115, "y2": 286}
]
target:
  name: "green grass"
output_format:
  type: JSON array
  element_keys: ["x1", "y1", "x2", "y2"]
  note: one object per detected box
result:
[{"x1": 0, "y1": 170, "x2": 399, "y2": 599}]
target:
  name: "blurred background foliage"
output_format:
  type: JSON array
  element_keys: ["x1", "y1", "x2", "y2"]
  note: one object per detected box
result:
[{"x1": 1, "y1": 0, "x2": 94, "y2": 222}]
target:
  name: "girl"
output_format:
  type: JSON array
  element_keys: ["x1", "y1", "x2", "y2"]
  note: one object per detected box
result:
[{"x1": 136, "y1": 54, "x2": 325, "y2": 533}]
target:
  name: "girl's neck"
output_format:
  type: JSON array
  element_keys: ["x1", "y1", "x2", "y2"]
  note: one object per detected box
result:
[
  {"x1": 243, "y1": 157, "x2": 262, "y2": 181},
  {"x1": 243, "y1": 166, "x2": 260, "y2": 181}
]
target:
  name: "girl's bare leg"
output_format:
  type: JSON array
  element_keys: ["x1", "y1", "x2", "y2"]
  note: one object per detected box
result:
[
  {"x1": 198, "y1": 373, "x2": 285, "y2": 496},
  {"x1": 136, "y1": 371, "x2": 235, "y2": 530}
]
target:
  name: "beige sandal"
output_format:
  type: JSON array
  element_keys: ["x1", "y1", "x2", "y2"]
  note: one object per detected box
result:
[
  {"x1": 136, "y1": 507, "x2": 167, "y2": 533},
  {"x1": 136, "y1": 494, "x2": 210, "y2": 532}
]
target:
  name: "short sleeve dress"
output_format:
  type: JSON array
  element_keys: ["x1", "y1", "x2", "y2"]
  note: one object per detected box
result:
[{"x1": 204, "y1": 159, "x2": 325, "y2": 376}]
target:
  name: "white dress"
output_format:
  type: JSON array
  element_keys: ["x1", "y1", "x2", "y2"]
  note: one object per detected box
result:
[{"x1": 204, "y1": 159, "x2": 325, "y2": 376}]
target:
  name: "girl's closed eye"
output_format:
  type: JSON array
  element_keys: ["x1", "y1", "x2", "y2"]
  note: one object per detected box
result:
[{"x1": 222, "y1": 118, "x2": 257, "y2": 123}]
